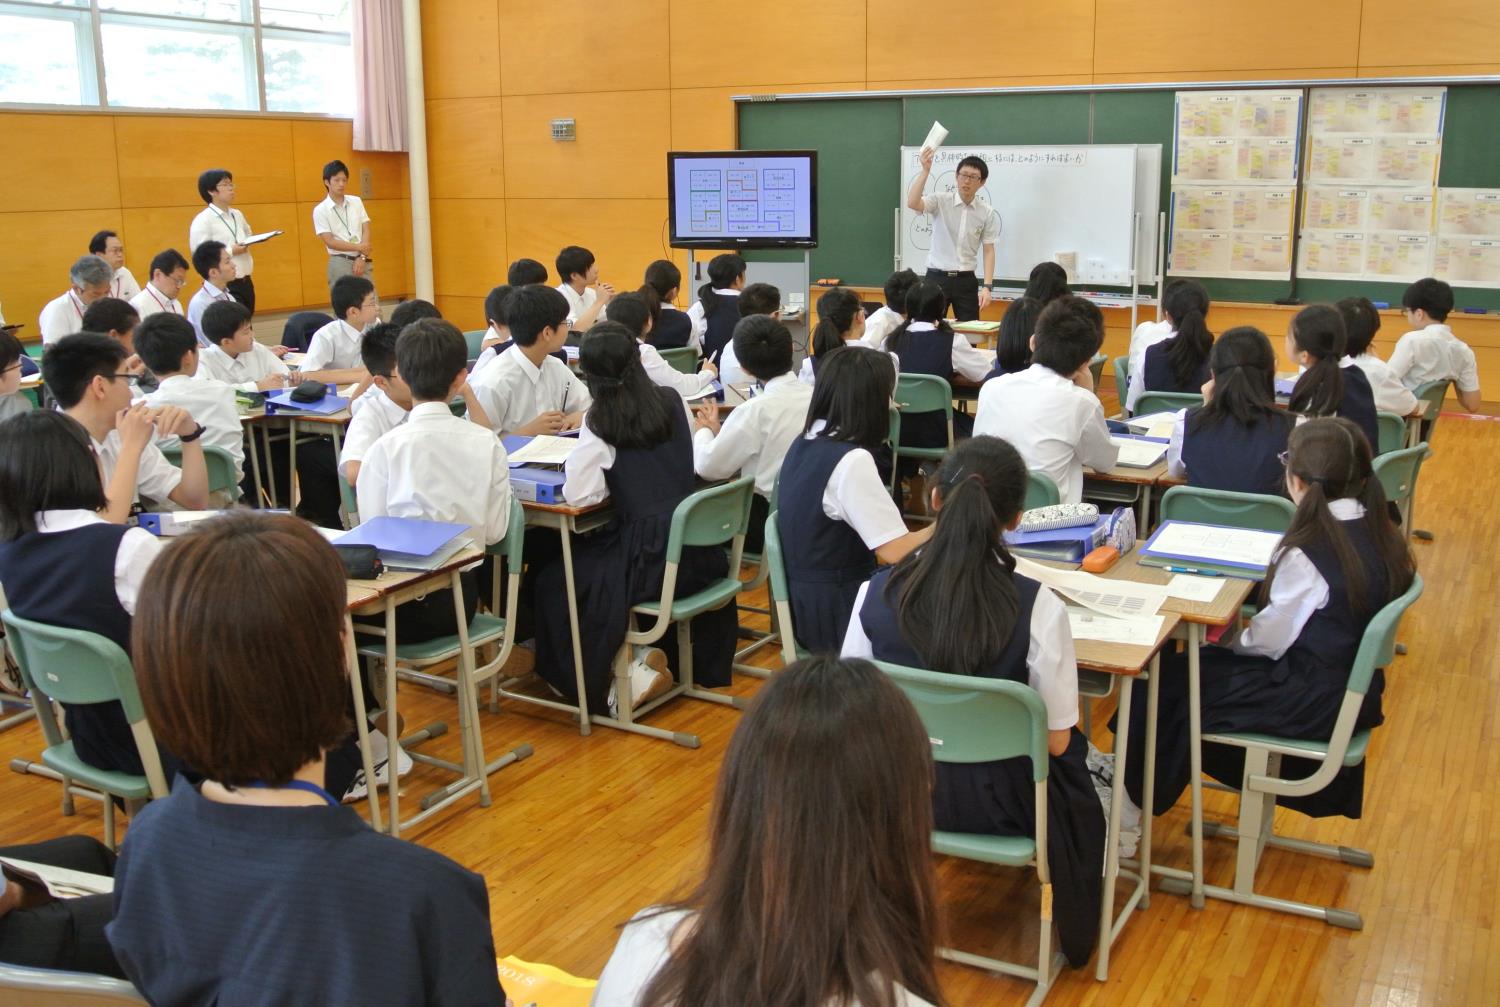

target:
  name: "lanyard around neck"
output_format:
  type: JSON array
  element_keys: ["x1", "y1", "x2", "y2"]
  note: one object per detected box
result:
[{"x1": 210, "y1": 206, "x2": 240, "y2": 241}]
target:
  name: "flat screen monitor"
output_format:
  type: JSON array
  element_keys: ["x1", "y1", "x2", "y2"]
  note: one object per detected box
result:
[{"x1": 667, "y1": 150, "x2": 817, "y2": 249}]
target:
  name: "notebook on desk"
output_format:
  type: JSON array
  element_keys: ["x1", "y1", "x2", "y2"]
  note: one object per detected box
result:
[
  {"x1": 1109, "y1": 434, "x2": 1168, "y2": 468},
  {"x1": 1139, "y1": 519, "x2": 1281, "y2": 578},
  {"x1": 502, "y1": 434, "x2": 578, "y2": 466},
  {"x1": 333, "y1": 516, "x2": 471, "y2": 570}
]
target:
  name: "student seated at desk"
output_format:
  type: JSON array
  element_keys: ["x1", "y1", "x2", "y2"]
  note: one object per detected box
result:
[
  {"x1": 841, "y1": 436, "x2": 1104, "y2": 968},
  {"x1": 1389, "y1": 276, "x2": 1482, "y2": 412},
  {"x1": 556, "y1": 245, "x2": 614, "y2": 331},
  {"x1": 798, "y1": 286, "x2": 873, "y2": 385},
  {"x1": 533, "y1": 323, "x2": 736, "y2": 716},
  {"x1": 387, "y1": 297, "x2": 441, "y2": 332},
  {"x1": 862, "y1": 267, "x2": 919, "y2": 351},
  {"x1": 778, "y1": 348, "x2": 930, "y2": 653},
  {"x1": 107, "y1": 512, "x2": 506, "y2": 1006},
  {"x1": 605, "y1": 292, "x2": 718, "y2": 400},
  {"x1": 1023, "y1": 260, "x2": 1071, "y2": 305},
  {"x1": 689, "y1": 253, "x2": 746, "y2": 366},
  {"x1": 340, "y1": 322, "x2": 411, "y2": 487},
  {"x1": 1286, "y1": 304, "x2": 1380, "y2": 452},
  {"x1": 302, "y1": 274, "x2": 378, "y2": 386},
  {"x1": 1167, "y1": 326, "x2": 1295, "y2": 495},
  {"x1": 471, "y1": 284, "x2": 515, "y2": 374},
  {"x1": 716, "y1": 282, "x2": 780, "y2": 387},
  {"x1": 39, "y1": 255, "x2": 112, "y2": 346},
  {"x1": 887, "y1": 279, "x2": 992, "y2": 403},
  {"x1": 1126, "y1": 279, "x2": 1213, "y2": 412},
  {"x1": 641, "y1": 258, "x2": 693, "y2": 350},
  {"x1": 973, "y1": 296, "x2": 1117, "y2": 504},
  {"x1": 197, "y1": 298, "x2": 288, "y2": 392},
  {"x1": 134, "y1": 313, "x2": 246, "y2": 493},
  {"x1": 592, "y1": 656, "x2": 944, "y2": 1007},
  {"x1": 1338, "y1": 296, "x2": 1418, "y2": 417},
  {"x1": 0, "y1": 330, "x2": 33, "y2": 422},
  {"x1": 982, "y1": 295, "x2": 1042, "y2": 381},
  {"x1": 692, "y1": 314, "x2": 813, "y2": 554},
  {"x1": 185, "y1": 241, "x2": 238, "y2": 347},
  {"x1": 508, "y1": 257, "x2": 548, "y2": 286},
  {"x1": 44, "y1": 334, "x2": 208, "y2": 521},
  {"x1": 1115, "y1": 417, "x2": 1415, "y2": 822},
  {"x1": 466, "y1": 285, "x2": 585, "y2": 436},
  {"x1": 0, "y1": 411, "x2": 172, "y2": 780},
  {"x1": 80, "y1": 297, "x2": 145, "y2": 389}
]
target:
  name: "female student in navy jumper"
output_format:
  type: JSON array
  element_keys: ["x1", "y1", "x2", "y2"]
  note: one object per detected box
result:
[
  {"x1": 534, "y1": 323, "x2": 736, "y2": 715},
  {"x1": 689, "y1": 253, "x2": 746, "y2": 365},
  {"x1": 983, "y1": 295, "x2": 1043, "y2": 381},
  {"x1": 107, "y1": 512, "x2": 506, "y2": 1006},
  {"x1": 841, "y1": 435, "x2": 1104, "y2": 968},
  {"x1": 777, "y1": 347, "x2": 930, "y2": 653},
  {"x1": 642, "y1": 259, "x2": 693, "y2": 350},
  {"x1": 1117, "y1": 417, "x2": 1415, "y2": 822},
  {"x1": 1286, "y1": 304, "x2": 1380, "y2": 451},
  {"x1": 799, "y1": 286, "x2": 868, "y2": 384},
  {"x1": 1023, "y1": 261, "x2": 1071, "y2": 304},
  {"x1": 1126, "y1": 278, "x2": 1214, "y2": 411},
  {"x1": 1167, "y1": 326, "x2": 1295, "y2": 495},
  {"x1": 886, "y1": 278, "x2": 991, "y2": 441}
]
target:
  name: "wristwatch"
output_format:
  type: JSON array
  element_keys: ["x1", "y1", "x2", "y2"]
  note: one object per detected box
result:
[{"x1": 179, "y1": 424, "x2": 207, "y2": 444}]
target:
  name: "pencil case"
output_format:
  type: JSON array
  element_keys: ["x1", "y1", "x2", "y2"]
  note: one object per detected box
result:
[{"x1": 1018, "y1": 503, "x2": 1099, "y2": 532}]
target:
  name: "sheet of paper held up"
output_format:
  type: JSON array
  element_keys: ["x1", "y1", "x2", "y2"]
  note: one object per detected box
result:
[
  {"x1": 507, "y1": 435, "x2": 577, "y2": 466},
  {"x1": 1147, "y1": 522, "x2": 1281, "y2": 569},
  {"x1": 922, "y1": 121, "x2": 949, "y2": 152},
  {"x1": 1109, "y1": 436, "x2": 1168, "y2": 468},
  {"x1": 1166, "y1": 574, "x2": 1224, "y2": 603},
  {"x1": 1014, "y1": 556, "x2": 1167, "y2": 618},
  {"x1": 1066, "y1": 607, "x2": 1166, "y2": 646}
]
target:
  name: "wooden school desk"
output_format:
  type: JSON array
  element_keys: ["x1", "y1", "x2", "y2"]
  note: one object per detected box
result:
[{"x1": 240, "y1": 403, "x2": 352, "y2": 511}]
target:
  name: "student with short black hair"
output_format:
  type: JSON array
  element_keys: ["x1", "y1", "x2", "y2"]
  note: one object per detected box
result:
[
  {"x1": 88, "y1": 229, "x2": 140, "y2": 301},
  {"x1": 186, "y1": 240, "x2": 237, "y2": 347},
  {"x1": 693, "y1": 314, "x2": 813, "y2": 553},
  {"x1": 906, "y1": 148, "x2": 999, "y2": 321},
  {"x1": 468, "y1": 285, "x2": 589, "y2": 437},
  {"x1": 533, "y1": 323, "x2": 736, "y2": 715},
  {"x1": 39, "y1": 255, "x2": 113, "y2": 345},
  {"x1": 313, "y1": 158, "x2": 373, "y2": 291},
  {"x1": 1127, "y1": 279, "x2": 1214, "y2": 411},
  {"x1": 555, "y1": 245, "x2": 613, "y2": 329},
  {"x1": 974, "y1": 295, "x2": 1117, "y2": 503},
  {"x1": 0, "y1": 329, "x2": 34, "y2": 422},
  {"x1": 1390, "y1": 277, "x2": 1481, "y2": 412},
  {"x1": 984, "y1": 295, "x2": 1043, "y2": 380},
  {"x1": 471, "y1": 285, "x2": 516, "y2": 373},
  {"x1": 387, "y1": 298, "x2": 440, "y2": 331},
  {"x1": 865, "y1": 267, "x2": 920, "y2": 350},
  {"x1": 507, "y1": 257, "x2": 549, "y2": 286},
  {"x1": 106, "y1": 511, "x2": 507, "y2": 1006},
  {"x1": 1023, "y1": 261, "x2": 1071, "y2": 305},
  {"x1": 338, "y1": 322, "x2": 412, "y2": 487},
  {"x1": 688, "y1": 253, "x2": 746, "y2": 364},
  {"x1": 130, "y1": 249, "x2": 190, "y2": 320},
  {"x1": 605, "y1": 292, "x2": 718, "y2": 400},
  {"x1": 642, "y1": 259, "x2": 692, "y2": 349},
  {"x1": 1338, "y1": 296, "x2": 1418, "y2": 417},
  {"x1": 1286, "y1": 304, "x2": 1380, "y2": 452},
  {"x1": 777, "y1": 348, "x2": 931, "y2": 652},
  {"x1": 302, "y1": 274, "x2": 377, "y2": 384},
  {"x1": 43, "y1": 333, "x2": 208, "y2": 521},
  {"x1": 135, "y1": 313, "x2": 246, "y2": 489},
  {"x1": 198, "y1": 299, "x2": 289, "y2": 393},
  {"x1": 716, "y1": 281, "x2": 781, "y2": 386},
  {"x1": 189, "y1": 167, "x2": 258, "y2": 311},
  {"x1": 81, "y1": 297, "x2": 151, "y2": 394},
  {"x1": 1167, "y1": 326, "x2": 1295, "y2": 494}
]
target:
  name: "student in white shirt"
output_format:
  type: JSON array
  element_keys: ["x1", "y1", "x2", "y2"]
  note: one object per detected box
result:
[
  {"x1": 687, "y1": 253, "x2": 746, "y2": 364},
  {"x1": 799, "y1": 286, "x2": 886, "y2": 385},
  {"x1": 592, "y1": 655, "x2": 944, "y2": 1007},
  {"x1": 507, "y1": 257, "x2": 548, "y2": 286},
  {"x1": 302, "y1": 274, "x2": 377, "y2": 384},
  {"x1": 312, "y1": 159, "x2": 373, "y2": 293},
  {"x1": 130, "y1": 249, "x2": 189, "y2": 320},
  {"x1": 470, "y1": 284, "x2": 516, "y2": 374},
  {"x1": 79, "y1": 298, "x2": 149, "y2": 392},
  {"x1": 357, "y1": 319, "x2": 511, "y2": 643},
  {"x1": 0, "y1": 330, "x2": 34, "y2": 423},
  {"x1": 189, "y1": 169, "x2": 258, "y2": 312},
  {"x1": 692, "y1": 314, "x2": 813, "y2": 553},
  {"x1": 554, "y1": 245, "x2": 613, "y2": 329},
  {"x1": 197, "y1": 300, "x2": 288, "y2": 393},
  {"x1": 605, "y1": 293, "x2": 718, "y2": 400},
  {"x1": 1389, "y1": 277, "x2": 1482, "y2": 412},
  {"x1": 186, "y1": 241, "x2": 238, "y2": 348},
  {"x1": 43, "y1": 334, "x2": 208, "y2": 521},
  {"x1": 884, "y1": 278, "x2": 994, "y2": 389},
  {"x1": 339, "y1": 322, "x2": 412, "y2": 487},
  {"x1": 386, "y1": 298, "x2": 441, "y2": 333},
  {"x1": 39, "y1": 255, "x2": 113, "y2": 345},
  {"x1": 717, "y1": 282, "x2": 781, "y2": 387},
  {"x1": 467, "y1": 285, "x2": 588, "y2": 437},
  {"x1": 863, "y1": 268, "x2": 919, "y2": 350},
  {"x1": 88, "y1": 230, "x2": 140, "y2": 302},
  {"x1": 1336, "y1": 296, "x2": 1419, "y2": 417},
  {"x1": 973, "y1": 295, "x2": 1118, "y2": 503},
  {"x1": 1124, "y1": 278, "x2": 1213, "y2": 413},
  {"x1": 134, "y1": 313, "x2": 246, "y2": 488}
]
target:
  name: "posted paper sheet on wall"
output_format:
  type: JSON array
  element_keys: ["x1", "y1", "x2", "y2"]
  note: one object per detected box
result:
[{"x1": 1434, "y1": 189, "x2": 1500, "y2": 289}]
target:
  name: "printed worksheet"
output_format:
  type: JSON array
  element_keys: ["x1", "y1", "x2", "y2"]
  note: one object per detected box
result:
[
  {"x1": 1364, "y1": 233, "x2": 1434, "y2": 282},
  {"x1": 1144, "y1": 521, "x2": 1283, "y2": 570},
  {"x1": 1298, "y1": 230, "x2": 1367, "y2": 277}
]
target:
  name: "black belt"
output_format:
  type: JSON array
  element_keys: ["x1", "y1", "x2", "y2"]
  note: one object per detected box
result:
[{"x1": 926, "y1": 268, "x2": 975, "y2": 277}]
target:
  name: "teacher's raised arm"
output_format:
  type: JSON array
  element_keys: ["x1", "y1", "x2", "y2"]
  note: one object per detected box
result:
[{"x1": 905, "y1": 149, "x2": 1000, "y2": 321}]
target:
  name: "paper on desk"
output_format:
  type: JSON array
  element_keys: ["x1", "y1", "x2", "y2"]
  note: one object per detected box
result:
[
  {"x1": 921, "y1": 121, "x2": 949, "y2": 153},
  {"x1": 1166, "y1": 574, "x2": 1223, "y2": 603},
  {"x1": 1109, "y1": 435, "x2": 1168, "y2": 468},
  {"x1": 1066, "y1": 607, "x2": 1165, "y2": 646},
  {"x1": 507, "y1": 434, "x2": 578, "y2": 466},
  {"x1": 1146, "y1": 521, "x2": 1281, "y2": 569},
  {"x1": 1126, "y1": 410, "x2": 1179, "y2": 438},
  {"x1": 1015, "y1": 556, "x2": 1167, "y2": 618}
]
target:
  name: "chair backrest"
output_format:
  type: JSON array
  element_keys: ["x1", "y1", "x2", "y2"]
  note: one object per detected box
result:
[
  {"x1": 1088, "y1": 352, "x2": 1107, "y2": 389},
  {"x1": 337, "y1": 470, "x2": 359, "y2": 526},
  {"x1": 1375, "y1": 410, "x2": 1406, "y2": 455},
  {"x1": 894, "y1": 372, "x2": 954, "y2": 418},
  {"x1": 666, "y1": 476, "x2": 756, "y2": 565},
  {"x1": 765, "y1": 509, "x2": 791, "y2": 605},
  {"x1": 873, "y1": 661, "x2": 1049, "y2": 781},
  {"x1": 487, "y1": 496, "x2": 526, "y2": 614},
  {"x1": 1024, "y1": 470, "x2": 1060, "y2": 510},
  {"x1": 280, "y1": 311, "x2": 334, "y2": 352},
  {"x1": 1371, "y1": 444, "x2": 1429, "y2": 507},
  {"x1": 659, "y1": 347, "x2": 698, "y2": 375},
  {"x1": 161, "y1": 444, "x2": 238, "y2": 496},
  {"x1": 1112, "y1": 355, "x2": 1130, "y2": 410},
  {"x1": 1347, "y1": 574, "x2": 1424, "y2": 694},
  {"x1": 1160, "y1": 485, "x2": 1296, "y2": 533},
  {"x1": 2, "y1": 611, "x2": 146, "y2": 719},
  {"x1": 0, "y1": 964, "x2": 147, "y2": 1005},
  {"x1": 463, "y1": 329, "x2": 487, "y2": 364},
  {"x1": 1133, "y1": 390, "x2": 1204, "y2": 416},
  {"x1": 1413, "y1": 379, "x2": 1449, "y2": 423}
]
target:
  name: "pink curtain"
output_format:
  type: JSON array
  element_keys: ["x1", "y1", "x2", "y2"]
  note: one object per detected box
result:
[{"x1": 352, "y1": 0, "x2": 407, "y2": 151}]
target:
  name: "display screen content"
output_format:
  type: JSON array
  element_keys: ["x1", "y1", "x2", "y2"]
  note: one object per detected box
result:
[{"x1": 668, "y1": 151, "x2": 817, "y2": 249}]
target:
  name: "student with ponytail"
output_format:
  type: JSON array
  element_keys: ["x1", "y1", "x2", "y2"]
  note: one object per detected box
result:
[
  {"x1": 687, "y1": 253, "x2": 747, "y2": 365},
  {"x1": 983, "y1": 295, "x2": 1043, "y2": 380},
  {"x1": 1127, "y1": 279, "x2": 1213, "y2": 409},
  {"x1": 841, "y1": 435, "x2": 1103, "y2": 968},
  {"x1": 1022, "y1": 261, "x2": 1071, "y2": 305},
  {"x1": 884, "y1": 278, "x2": 991, "y2": 446},
  {"x1": 641, "y1": 259, "x2": 693, "y2": 350},
  {"x1": 1286, "y1": 304, "x2": 1380, "y2": 451},
  {"x1": 799, "y1": 286, "x2": 878, "y2": 383},
  {"x1": 605, "y1": 292, "x2": 718, "y2": 401},
  {"x1": 1167, "y1": 326, "x2": 1294, "y2": 494},
  {"x1": 1116, "y1": 417, "x2": 1415, "y2": 823}
]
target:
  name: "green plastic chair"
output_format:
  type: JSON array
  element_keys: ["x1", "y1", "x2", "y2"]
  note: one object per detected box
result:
[
  {"x1": 1411, "y1": 378, "x2": 1450, "y2": 441},
  {"x1": 0, "y1": 962, "x2": 147, "y2": 1004},
  {"x1": 1372, "y1": 444, "x2": 1431, "y2": 540},
  {"x1": 873, "y1": 660, "x2": 1063, "y2": 1001},
  {"x1": 1161, "y1": 575, "x2": 1424, "y2": 931},
  {"x1": 1, "y1": 611, "x2": 169, "y2": 849},
  {"x1": 891, "y1": 373, "x2": 954, "y2": 486},
  {"x1": 764, "y1": 509, "x2": 806, "y2": 668},
  {"x1": 161, "y1": 444, "x2": 240, "y2": 500},
  {"x1": 1132, "y1": 390, "x2": 1204, "y2": 417},
  {"x1": 1159, "y1": 486, "x2": 1296, "y2": 534},
  {"x1": 1088, "y1": 352, "x2": 1107, "y2": 390},
  {"x1": 337, "y1": 470, "x2": 359, "y2": 528},
  {"x1": 1375, "y1": 411, "x2": 1406, "y2": 456},
  {"x1": 1024, "y1": 470, "x2": 1061, "y2": 511},
  {"x1": 463, "y1": 329, "x2": 487, "y2": 365},
  {"x1": 658, "y1": 347, "x2": 699, "y2": 375},
  {"x1": 610, "y1": 476, "x2": 756, "y2": 747},
  {"x1": 1112, "y1": 355, "x2": 1130, "y2": 415},
  {"x1": 353, "y1": 496, "x2": 532, "y2": 834}
]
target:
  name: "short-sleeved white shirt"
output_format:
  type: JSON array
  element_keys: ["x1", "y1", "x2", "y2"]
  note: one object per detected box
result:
[
  {"x1": 312, "y1": 194, "x2": 369, "y2": 255},
  {"x1": 973, "y1": 364, "x2": 1119, "y2": 504},
  {"x1": 110, "y1": 267, "x2": 141, "y2": 302},
  {"x1": 1387, "y1": 323, "x2": 1480, "y2": 394},
  {"x1": 39, "y1": 290, "x2": 88, "y2": 345},
  {"x1": 918, "y1": 190, "x2": 1000, "y2": 273},
  {"x1": 189, "y1": 205, "x2": 254, "y2": 277},
  {"x1": 130, "y1": 283, "x2": 184, "y2": 321},
  {"x1": 303, "y1": 319, "x2": 365, "y2": 372},
  {"x1": 91, "y1": 429, "x2": 183, "y2": 508}
]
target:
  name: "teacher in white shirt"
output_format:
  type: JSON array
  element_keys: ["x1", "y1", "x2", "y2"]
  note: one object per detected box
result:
[
  {"x1": 312, "y1": 159, "x2": 373, "y2": 295},
  {"x1": 905, "y1": 149, "x2": 1000, "y2": 322},
  {"x1": 189, "y1": 169, "x2": 258, "y2": 314}
]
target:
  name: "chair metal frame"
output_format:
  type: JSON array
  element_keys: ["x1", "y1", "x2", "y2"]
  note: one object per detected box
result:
[
  {"x1": 1372, "y1": 444, "x2": 1432, "y2": 541},
  {"x1": 1111, "y1": 355, "x2": 1130, "y2": 416},
  {"x1": 762, "y1": 509, "x2": 806, "y2": 668}
]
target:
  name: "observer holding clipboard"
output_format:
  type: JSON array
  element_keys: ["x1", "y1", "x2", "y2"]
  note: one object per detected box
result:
[{"x1": 904, "y1": 124, "x2": 1001, "y2": 322}]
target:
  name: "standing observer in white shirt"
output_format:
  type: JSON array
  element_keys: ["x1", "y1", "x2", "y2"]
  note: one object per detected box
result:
[
  {"x1": 905, "y1": 148, "x2": 1000, "y2": 322},
  {"x1": 312, "y1": 159, "x2": 373, "y2": 296},
  {"x1": 189, "y1": 168, "x2": 264, "y2": 313},
  {"x1": 89, "y1": 230, "x2": 140, "y2": 302}
]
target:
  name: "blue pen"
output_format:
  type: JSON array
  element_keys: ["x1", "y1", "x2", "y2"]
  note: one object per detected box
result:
[{"x1": 1163, "y1": 565, "x2": 1222, "y2": 577}]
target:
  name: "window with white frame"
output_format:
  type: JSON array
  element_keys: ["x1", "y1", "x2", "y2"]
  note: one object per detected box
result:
[{"x1": 0, "y1": 0, "x2": 353, "y2": 115}]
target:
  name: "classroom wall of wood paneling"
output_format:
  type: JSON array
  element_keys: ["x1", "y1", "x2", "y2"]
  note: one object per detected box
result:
[
  {"x1": 419, "y1": 0, "x2": 1500, "y2": 337},
  {"x1": 0, "y1": 113, "x2": 412, "y2": 337}
]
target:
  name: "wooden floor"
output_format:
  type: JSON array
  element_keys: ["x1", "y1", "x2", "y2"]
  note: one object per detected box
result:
[{"x1": 1, "y1": 404, "x2": 1496, "y2": 1005}]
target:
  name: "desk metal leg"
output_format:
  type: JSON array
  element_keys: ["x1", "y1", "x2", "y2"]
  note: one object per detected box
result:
[
  {"x1": 1139, "y1": 654, "x2": 1159, "y2": 910},
  {"x1": 1187, "y1": 621, "x2": 1205, "y2": 907},
  {"x1": 451, "y1": 570, "x2": 490, "y2": 807},
  {"x1": 1140, "y1": 484, "x2": 1153, "y2": 532},
  {"x1": 1097, "y1": 673, "x2": 1146, "y2": 981},
  {"x1": 288, "y1": 418, "x2": 300, "y2": 511},
  {"x1": 343, "y1": 617, "x2": 383, "y2": 833},
  {"x1": 383, "y1": 600, "x2": 400, "y2": 835},
  {"x1": 559, "y1": 518, "x2": 591, "y2": 736},
  {"x1": 259, "y1": 424, "x2": 278, "y2": 507},
  {"x1": 246, "y1": 426, "x2": 264, "y2": 508}
]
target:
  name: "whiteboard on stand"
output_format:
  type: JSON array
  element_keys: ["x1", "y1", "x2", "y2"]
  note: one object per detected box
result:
[{"x1": 898, "y1": 144, "x2": 1161, "y2": 287}]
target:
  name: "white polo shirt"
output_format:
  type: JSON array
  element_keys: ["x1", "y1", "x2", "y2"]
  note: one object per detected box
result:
[
  {"x1": 110, "y1": 267, "x2": 141, "y2": 302},
  {"x1": 861, "y1": 305, "x2": 904, "y2": 350},
  {"x1": 918, "y1": 190, "x2": 1000, "y2": 273},
  {"x1": 466, "y1": 343, "x2": 592, "y2": 436},
  {"x1": 639, "y1": 340, "x2": 714, "y2": 399},
  {"x1": 39, "y1": 290, "x2": 88, "y2": 344},
  {"x1": 91, "y1": 428, "x2": 183, "y2": 507},
  {"x1": 189, "y1": 205, "x2": 254, "y2": 277},
  {"x1": 303, "y1": 319, "x2": 365, "y2": 372},
  {"x1": 312, "y1": 194, "x2": 369, "y2": 255},
  {"x1": 692, "y1": 372, "x2": 812, "y2": 498},
  {"x1": 130, "y1": 283, "x2": 184, "y2": 320},
  {"x1": 556, "y1": 283, "x2": 596, "y2": 328},
  {"x1": 339, "y1": 385, "x2": 409, "y2": 479},
  {"x1": 973, "y1": 363, "x2": 1118, "y2": 503}
]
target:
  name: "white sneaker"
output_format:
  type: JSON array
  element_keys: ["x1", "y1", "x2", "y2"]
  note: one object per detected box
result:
[
  {"x1": 1086, "y1": 745, "x2": 1141, "y2": 859},
  {"x1": 342, "y1": 731, "x2": 414, "y2": 803},
  {"x1": 607, "y1": 648, "x2": 672, "y2": 715}
]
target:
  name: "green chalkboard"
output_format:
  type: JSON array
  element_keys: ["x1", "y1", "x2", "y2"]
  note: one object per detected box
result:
[{"x1": 902, "y1": 93, "x2": 1092, "y2": 147}]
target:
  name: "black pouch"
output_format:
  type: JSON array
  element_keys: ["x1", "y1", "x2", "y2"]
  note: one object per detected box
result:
[
  {"x1": 335, "y1": 544, "x2": 383, "y2": 580},
  {"x1": 290, "y1": 380, "x2": 328, "y2": 403}
]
